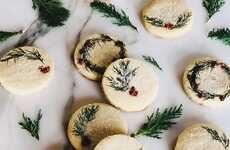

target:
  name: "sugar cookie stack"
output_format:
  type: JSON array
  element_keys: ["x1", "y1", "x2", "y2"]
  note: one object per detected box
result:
[{"x1": 69, "y1": 31, "x2": 159, "y2": 149}]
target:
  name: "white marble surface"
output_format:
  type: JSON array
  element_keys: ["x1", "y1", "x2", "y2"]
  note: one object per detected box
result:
[{"x1": 0, "y1": 0, "x2": 230, "y2": 150}]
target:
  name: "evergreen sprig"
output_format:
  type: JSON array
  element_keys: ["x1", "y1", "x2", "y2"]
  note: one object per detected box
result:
[
  {"x1": 0, "y1": 48, "x2": 44, "y2": 63},
  {"x1": 203, "y1": 0, "x2": 225, "y2": 19},
  {"x1": 73, "y1": 105, "x2": 99, "y2": 136},
  {"x1": 143, "y1": 55, "x2": 162, "y2": 71},
  {"x1": 32, "y1": 0, "x2": 70, "y2": 27},
  {"x1": 18, "y1": 109, "x2": 42, "y2": 140},
  {"x1": 144, "y1": 11, "x2": 191, "y2": 30},
  {"x1": 106, "y1": 60, "x2": 138, "y2": 92},
  {"x1": 208, "y1": 28, "x2": 230, "y2": 46},
  {"x1": 202, "y1": 126, "x2": 229, "y2": 149},
  {"x1": 90, "y1": 0, "x2": 137, "y2": 31},
  {"x1": 132, "y1": 104, "x2": 183, "y2": 139},
  {"x1": 0, "y1": 31, "x2": 22, "y2": 42}
]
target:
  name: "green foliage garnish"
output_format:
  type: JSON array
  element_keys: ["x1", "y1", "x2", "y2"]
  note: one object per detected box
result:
[
  {"x1": 144, "y1": 11, "x2": 192, "y2": 30},
  {"x1": 32, "y1": 0, "x2": 70, "y2": 27},
  {"x1": 0, "y1": 31, "x2": 22, "y2": 42},
  {"x1": 0, "y1": 47, "x2": 44, "y2": 63},
  {"x1": 132, "y1": 104, "x2": 183, "y2": 139},
  {"x1": 143, "y1": 55, "x2": 162, "y2": 71},
  {"x1": 202, "y1": 126, "x2": 229, "y2": 149},
  {"x1": 208, "y1": 28, "x2": 230, "y2": 46},
  {"x1": 106, "y1": 60, "x2": 138, "y2": 92},
  {"x1": 90, "y1": 0, "x2": 137, "y2": 31},
  {"x1": 203, "y1": 0, "x2": 225, "y2": 19},
  {"x1": 18, "y1": 109, "x2": 42, "y2": 140},
  {"x1": 73, "y1": 105, "x2": 99, "y2": 136}
]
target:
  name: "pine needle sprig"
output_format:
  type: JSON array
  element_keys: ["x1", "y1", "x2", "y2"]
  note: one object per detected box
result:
[
  {"x1": 32, "y1": 0, "x2": 70, "y2": 27},
  {"x1": 106, "y1": 60, "x2": 138, "y2": 91},
  {"x1": 90, "y1": 0, "x2": 137, "y2": 31},
  {"x1": 73, "y1": 105, "x2": 99, "y2": 136},
  {"x1": 143, "y1": 55, "x2": 162, "y2": 71},
  {"x1": 0, "y1": 48, "x2": 44, "y2": 63},
  {"x1": 203, "y1": 0, "x2": 225, "y2": 19},
  {"x1": 208, "y1": 28, "x2": 230, "y2": 46},
  {"x1": 0, "y1": 31, "x2": 22, "y2": 42},
  {"x1": 132, "y1": 104, "x2": 183, "y2": 139},
  {"x1": 202, "y1": 126, "x2": 229, "y2": 149},
  {"x1": 18, "y1": 109, "x2": 42, "y2": 140}
]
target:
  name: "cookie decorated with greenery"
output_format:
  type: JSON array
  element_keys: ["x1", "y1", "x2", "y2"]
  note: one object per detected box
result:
[
  {"x1": 142, "y1": 0, "x2": 193, "y2": 38},
  {"x1": 102, "y1": 58, "x2": 158, "y2": 112},
  {"x1": 74, "y1": 34, "x2": 127, "y2": 81},
  {"x1": 183, "y1": 57, "x2": 230, "y2": 106},
  {"x1": 67, "y1": 103, "x2": 128, "y2": 150},
  {"x1": 0, "y1": 46, "x2": 54, "y2": 95},
  {"x1": 175, "y1": 123, "x2": 230, "y2": 150}
]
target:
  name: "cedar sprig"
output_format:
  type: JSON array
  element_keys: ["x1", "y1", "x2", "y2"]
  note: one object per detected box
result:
[
  {"x1": 132, "y1": 104, "x2": 183, "y2": 139},
  {"x1": 0, "y1": 48, "x2": 44, "y2": 63},
  {"x1": 18, "y1": 109, "x2": 42, "y2": 140},
  {"x1": 203, "y1": 0, "x2": 225, "y2": 19},
  {"x1": 0, "y1": 31, "x2": 22, "y2": 42},
  {"x1": 208, "y1": 28, "x2": 230, "y2": 46},
  {"x1": 90, "y1": 0, "x2": 137, "y2": 31},
  {"x1": 106, "y1": 60, "x2": 138, "y2": 91},
  {"x1": 174, "y1": 12, "x2": 192, "y2": 28},
  {"x1": 202, "y1": 126, "x2": 229, "y2": 149},
  {"x1": 32, "y1": 0, "x2": 70, "y2": 27},
  {"x1": 144, "y1": 16, "x2": 163, "y2": 27},
  {"x1": 143, "y1": 55, "x2": 162, "y2": 71},
  {"x1": 73, "y1": 105, "x2": 99, "y2": 136}
]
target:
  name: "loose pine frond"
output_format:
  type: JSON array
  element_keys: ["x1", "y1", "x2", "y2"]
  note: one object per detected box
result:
[
  {"x1": 18, "y1": 109, "x2": 42, "y2": 140},
  {"x1": 202, "y1": 126, "x2": 229, "y2": 149},
  {"x1": 133, "y1": 104, "x2": 183, "y2": 139},
  {"x1": 90, "y1": 0, "x2": 137, "y2": 31},
  {"x1": 73, "y1": 105, "x2": 99, "y2": 136},
  {"x1": 203, "y1": 0, "x2": 225, "y2": 19},
  {"x1": 32, "y1": 0, "x2": 70, "y2": 27},
  {"x1": 208, "y1": 28, "x2": 230, "y2": 46},
  {"x1": 0, "y1": 48, "x2": 44, "y2": 63},
  {"x1": 143, "y1": 56, "x2": 162, "y2": 71},
  {"x1": 0, "y1": 31, "x2": 22, "y2": 42}
]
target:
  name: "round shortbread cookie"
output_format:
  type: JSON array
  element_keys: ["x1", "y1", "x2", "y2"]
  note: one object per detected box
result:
[
  {"x1": 94, "y1": 134, "x2": 143, "y2": 150},
  {"x1": 183, "y1": 57, "x2": 230, "y2": 106},
  {"x1": 142, "y1": 0, "x2": 193, "y2": 38},
  {"x1": 102, "y1": 58, "x2": 158, "y2": 112},
  {"x1": 67, "y1": 103, "x2": 128, "y2": 150},
  {"x1": 0, "y1": 46, "x2": 54, "y2": 95},
  {"x1": 74, "y1": 34, "x2": 127, "y2": 81},
  {"x1": 175, "y1": 123, "x2": 230, "y2": 150}
]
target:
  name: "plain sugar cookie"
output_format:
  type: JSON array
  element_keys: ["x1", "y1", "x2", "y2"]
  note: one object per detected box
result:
[
  {"x1": 142, "y1": 0, "x2": 193, "y2": 38},
  {"x1": 74, "y1": 34, "x2": 127, "y2": 81},
  {"x1": 67, "y1": 103, "x2": 128, "y2": 150},
  {"x1": 175, "y1": 123, "x2": 230, "y2": 150},
  {"x1": 0, "y1": 46, "x2": 54, "y2": 95},
  {"x1": 102, "y1": 58, "x2": 158, "y2": 112},
  {"x1": 94, "y1": 134, "x2": 143, "y2": 150},
  {"x1": 183, "y1": 57, "x2": 230, "y2": 106}
]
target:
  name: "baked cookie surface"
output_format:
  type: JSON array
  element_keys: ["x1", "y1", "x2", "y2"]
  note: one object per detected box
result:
[
  {"x1": 0, "y1": 46, "x2": 54, "y2": 95},
  {"x1": 94, "y1": 134, "x2": 143, "y2": 150},
  {"x1": 67, "y1": 103, "x2": 128, "y2": 150},
  {"x1": 175, "y1": 123, "x2": 230, "y2": 150},
  {"x1": 183, "y1": 57, "x2": 230, "y2": 106},
  {"x1": 102, "y1": 58, "x2": 158, "y2": 112},
  {"x1": 74, "y1": 34, "x2": 127, "y2": 80},
  {"x1": 142, "y1": 0, "x2": 193, "y2": 38}
]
